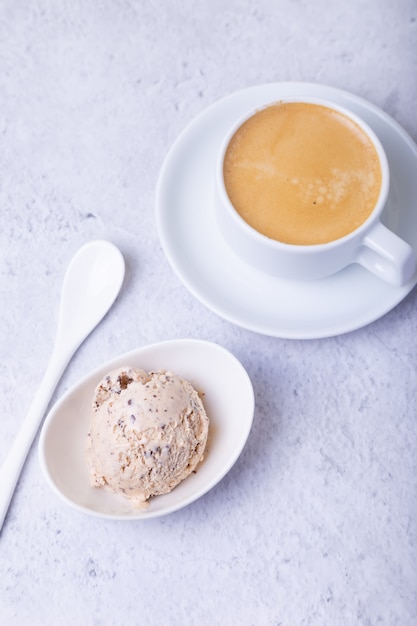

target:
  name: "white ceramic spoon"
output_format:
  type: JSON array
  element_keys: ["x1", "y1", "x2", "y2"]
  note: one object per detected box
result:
[
  {"x1": 0, "y1": 240, "x2": 125, "y2": 531},
  {"x1": 38, "y1": 339, "x2": 254, "y2": 520}
]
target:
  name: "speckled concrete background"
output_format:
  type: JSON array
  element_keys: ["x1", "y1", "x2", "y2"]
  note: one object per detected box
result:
[{"x1": 1, "y1": 1, "x2": 416, "y2": 625}]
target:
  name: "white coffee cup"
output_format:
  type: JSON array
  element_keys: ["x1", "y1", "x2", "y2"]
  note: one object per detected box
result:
[{"x1": 216, "y1": 97, "x2": 416, "y2": 286}]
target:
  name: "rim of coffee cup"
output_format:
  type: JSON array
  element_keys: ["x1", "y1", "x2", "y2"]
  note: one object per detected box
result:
[{"x1": 217, "y1": 96, "x2": 390, "y2": 251}]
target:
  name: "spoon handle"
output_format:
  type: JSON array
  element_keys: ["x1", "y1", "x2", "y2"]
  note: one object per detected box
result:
[{"x1": 0, "y1": 350, "x2": 69, "y2": 532}]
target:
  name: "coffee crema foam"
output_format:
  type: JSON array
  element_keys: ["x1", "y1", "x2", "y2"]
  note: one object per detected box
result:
[{"x1": 223, "y1": 102, "x2": 382, "y2": 245}]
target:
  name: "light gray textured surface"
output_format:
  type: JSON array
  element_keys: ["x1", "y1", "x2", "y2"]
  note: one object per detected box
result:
[{"x1": 1, "y1": 1, "x2": 416, "y2": 625}]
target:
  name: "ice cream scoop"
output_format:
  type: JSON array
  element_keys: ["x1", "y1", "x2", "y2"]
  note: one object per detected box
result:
[
  {"x1": 86, "y1": 367, "x2": 209, "y2": 505},
  {"x1": 0, "y1": 240, "x2": 125, "y2": 532}
]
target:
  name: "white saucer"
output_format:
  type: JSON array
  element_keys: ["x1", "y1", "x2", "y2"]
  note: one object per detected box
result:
[{"x1": 156, "y1": 82, "x2": 417, "y2": 339}]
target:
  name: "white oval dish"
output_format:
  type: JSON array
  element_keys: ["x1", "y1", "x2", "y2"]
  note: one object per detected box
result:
[{"x1": 38, "y1": 339, "x2": 254, "y2": 520}]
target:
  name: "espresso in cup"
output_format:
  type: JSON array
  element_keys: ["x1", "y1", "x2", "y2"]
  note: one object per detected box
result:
[
  {"x1": 223, "y1": 101, "x2": 382, "y2": 245},
  {"x1": 216, "y1": 97, "x2": 416, "y2": 285}
]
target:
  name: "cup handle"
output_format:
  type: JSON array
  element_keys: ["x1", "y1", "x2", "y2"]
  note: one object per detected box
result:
[{"x1": 356, "y1": 222, "x2": 417, "y2": 287}]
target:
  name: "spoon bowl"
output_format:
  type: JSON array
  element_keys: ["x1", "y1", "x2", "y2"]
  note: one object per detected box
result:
[{"x1": 38, "y1": 339, "x2": 254, "y2": 520}]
